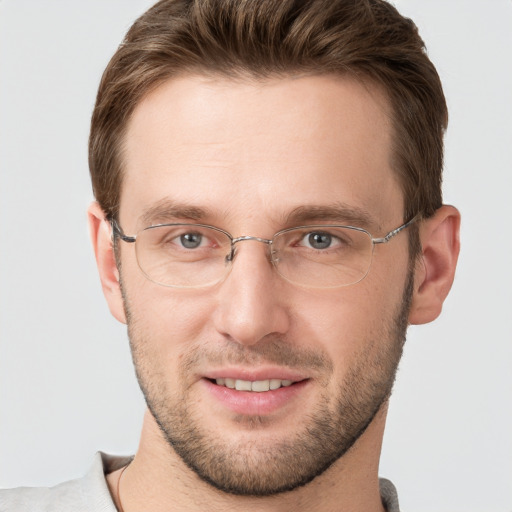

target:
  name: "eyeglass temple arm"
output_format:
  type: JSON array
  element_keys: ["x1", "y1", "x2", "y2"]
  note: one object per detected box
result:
[
  {"x1": 372, "y1": 216, "x2": 419, "y2": 245},
  {"x1": 110, "y1": 219, "x2": 136, "y2": 243}
]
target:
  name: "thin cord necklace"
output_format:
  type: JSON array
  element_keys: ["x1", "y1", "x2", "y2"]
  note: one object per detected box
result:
[{"x1": 116, "y1": 464, "x2": 129, "y2": 512}]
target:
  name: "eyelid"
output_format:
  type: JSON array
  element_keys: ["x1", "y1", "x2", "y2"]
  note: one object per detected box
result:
[
  {"x1": 143, "y1": 223, "x2": 369, "y2": 243},
  {"x1": 147, "y1": 224, "x2": 231, "y2": 248},
  {"x1": 299, "y1": 229, "x2": 343, "y2": 246}
]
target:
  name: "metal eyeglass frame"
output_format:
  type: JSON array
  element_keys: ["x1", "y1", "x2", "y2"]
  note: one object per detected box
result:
[{"x1": 110, "y1": 216, "x2": 418, "y2": 287}]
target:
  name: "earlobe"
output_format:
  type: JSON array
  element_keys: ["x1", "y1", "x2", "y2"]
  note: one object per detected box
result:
[
  {"x1": 408, "y1": 205, "x2": 461, "y2": 325},
  {"x1": 87, "y1": 202, "x2": 127, "y2": 324}
]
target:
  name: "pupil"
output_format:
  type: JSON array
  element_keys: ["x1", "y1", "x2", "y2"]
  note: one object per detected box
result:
[
  {"x1": 181, "y1": 233, "x2": 202, "y2": 248},
  {"x1": 309, "y1": 232, "x2": 331, "y2": 249}
]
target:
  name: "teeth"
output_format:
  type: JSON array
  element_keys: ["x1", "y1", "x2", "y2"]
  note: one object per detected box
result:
[
  {"x1": 215, "y1": 378, "x2": 295, "y2": 392},
  {"x1": 269, "y1": 379, "x2": 281, "y2": 390},
  {"x1": 251, "y1": 380, "x2": 270, "y2": 392},
  {"x1": 235, "y1": 379, "x2": 252, "y2": 391}
]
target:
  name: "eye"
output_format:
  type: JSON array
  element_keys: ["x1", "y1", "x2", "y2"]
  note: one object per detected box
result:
[
  {"x1": 300, "y1": 231, "x2": 343, "y2": 250},
  {"x1": 305, "y1": 232, "x2": 332, "y2": 249},
  {"x1": 143, "y1": 225, "x2": 229, "y2": 257},
  {"x1": 179, "y1": 232, "x2": 204, "y2": 249},
  {"x1": 154, "y1": 227, "x2": 214, "y2": 250}
]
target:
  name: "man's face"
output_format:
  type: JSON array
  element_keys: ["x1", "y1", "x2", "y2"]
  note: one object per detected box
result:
[{"x1": 116, "y1": 74, "x2": 413, "y2": 495}]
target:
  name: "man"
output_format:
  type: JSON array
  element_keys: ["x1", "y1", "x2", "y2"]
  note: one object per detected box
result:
[{"x1": 1, "y1": 0, "x2": 460, "y2": 510}]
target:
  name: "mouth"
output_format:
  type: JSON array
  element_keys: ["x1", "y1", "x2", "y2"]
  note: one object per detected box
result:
[
  {"x1": 211, "y1": 377, "x2": 296, "y2": 392},
  {"x1": 202, "y1": 370, "x2": 310, "y2": 415}
]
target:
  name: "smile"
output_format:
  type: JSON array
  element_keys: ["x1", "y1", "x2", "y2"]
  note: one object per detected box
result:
[{"x1": 214, "y1": 378, "x2": 295, "y2": 392}]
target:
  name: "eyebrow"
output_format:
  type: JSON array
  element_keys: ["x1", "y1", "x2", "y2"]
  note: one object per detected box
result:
[
  {"x1": 139, "y1": 199, "x2": 380, "y2": 231},
  {"x1": 139, "y1": 199, "x2": 211, "y2": 226},
  {"x1": 284, "y1": 203, "x2": 380, "y2": 231}
]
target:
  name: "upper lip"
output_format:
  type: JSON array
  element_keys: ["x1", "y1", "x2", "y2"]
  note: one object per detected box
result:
[{"x1": 202, "y1": 367, "x2": 309, "y2": 382}]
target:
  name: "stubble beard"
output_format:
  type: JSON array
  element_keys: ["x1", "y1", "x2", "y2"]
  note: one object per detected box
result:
[{"x1": 122, "y1": 270, "x2": 413, "y2": 497}]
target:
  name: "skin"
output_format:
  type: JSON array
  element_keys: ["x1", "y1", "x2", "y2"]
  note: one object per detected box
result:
[{"x1": 89, "y1": 74, "x2": 460, "y2": 511}]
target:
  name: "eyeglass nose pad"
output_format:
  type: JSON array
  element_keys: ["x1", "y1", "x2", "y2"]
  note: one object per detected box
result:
[
  {"x1": 225, "y1": 246, "x2": 236, "y2": 264},
  {"x1": 270, "y1": 249, "x2": 280, "y2": 265}
]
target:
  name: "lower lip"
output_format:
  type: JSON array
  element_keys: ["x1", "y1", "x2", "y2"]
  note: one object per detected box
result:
[{"x1": 201, "y1": 378, "x2": 309, "y2": 416}]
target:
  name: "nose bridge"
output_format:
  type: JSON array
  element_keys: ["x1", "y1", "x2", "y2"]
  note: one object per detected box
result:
[
  {"x1": 227, "y1": 235, "x2": 273, "y2": 263},
  {"x1": 232, "y1": 235, "x2": 272, "y2": 246},
  {"x1": 214, "y1": 235, "x2": 289, "y2": 346}
]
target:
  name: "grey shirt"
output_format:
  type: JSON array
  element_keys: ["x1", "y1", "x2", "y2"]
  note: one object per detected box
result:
[{"x1": 0, "y1": 452, "x2": 400, "y2": 511}]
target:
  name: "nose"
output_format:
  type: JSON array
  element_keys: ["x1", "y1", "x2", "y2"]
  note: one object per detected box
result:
[{"x1": 212, "y1": 239, "x2": 291, "y2": 346}]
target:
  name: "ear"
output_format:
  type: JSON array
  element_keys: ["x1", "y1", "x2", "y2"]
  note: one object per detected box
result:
[
  {"x1": 408, "y1": 205, "x2": 461, "y2": 325},
  {"x1": 87, "y1": 202, "x2": 127, "y2": 324}
]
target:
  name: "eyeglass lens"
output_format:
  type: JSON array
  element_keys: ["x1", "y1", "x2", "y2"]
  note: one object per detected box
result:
[{"x1": 134, "y1": 224, "x2": 374, "y2": 288}]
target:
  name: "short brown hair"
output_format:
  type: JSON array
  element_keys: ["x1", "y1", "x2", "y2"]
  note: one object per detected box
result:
[{"x1": 89, "y1": 0, "x2": 447, "y2": 226}]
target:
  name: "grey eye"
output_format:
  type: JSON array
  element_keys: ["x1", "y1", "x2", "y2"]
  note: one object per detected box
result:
[
  {"x1": 180, "y1": 233, "x2": 203, "y2": 248},
  {"x1": 307, "y1": 232, "x2": 332, "y2": 249}
]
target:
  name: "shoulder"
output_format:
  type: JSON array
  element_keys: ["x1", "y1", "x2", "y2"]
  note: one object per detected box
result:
[
  {"x1": 0, "y1": 478, "x2": 85, "y2": 512},
  {"x1": 0, "y1": 452, "x2": 131, "y2": 512},
  {"x1": 379, "y1": 477, "x2": 401, "y2": 512}
]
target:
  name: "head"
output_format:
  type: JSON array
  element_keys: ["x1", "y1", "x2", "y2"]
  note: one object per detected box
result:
[
  {"x1": 89, "y1": 0, "x2": 447, "y2": 231},
  {"x1": 88, "y1": 0, "x2": 459, "y2": 499}
]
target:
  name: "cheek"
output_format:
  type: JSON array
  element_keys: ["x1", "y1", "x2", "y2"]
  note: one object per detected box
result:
[
  {"x1": 122, "y1": 270, "x2": 216, "y2": 367},
  {"x1": 291, "y1": 277, "x2": 405, "y2": 373},
  {"x1": 296, "y1": 293, "x2": 378, "y2": 353}
]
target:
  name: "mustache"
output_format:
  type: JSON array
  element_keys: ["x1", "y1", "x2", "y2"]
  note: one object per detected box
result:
[{"x1": 182, "y1": 337, "x2": 334, "y2": 375}]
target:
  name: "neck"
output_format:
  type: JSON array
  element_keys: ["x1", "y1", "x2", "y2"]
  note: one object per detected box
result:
[{"x1": 108, "y1": 407, "x2": 388, "y2": 512}]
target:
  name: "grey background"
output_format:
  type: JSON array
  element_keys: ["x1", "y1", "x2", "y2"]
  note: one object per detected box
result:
[{"x1": 1, "y1": 1, "x2": 511, "y2": 511}]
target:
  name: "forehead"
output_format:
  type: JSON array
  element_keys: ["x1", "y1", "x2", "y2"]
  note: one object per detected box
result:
[{"x1": 121, "y1": 73, "x2": 402, "y2": 232}]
